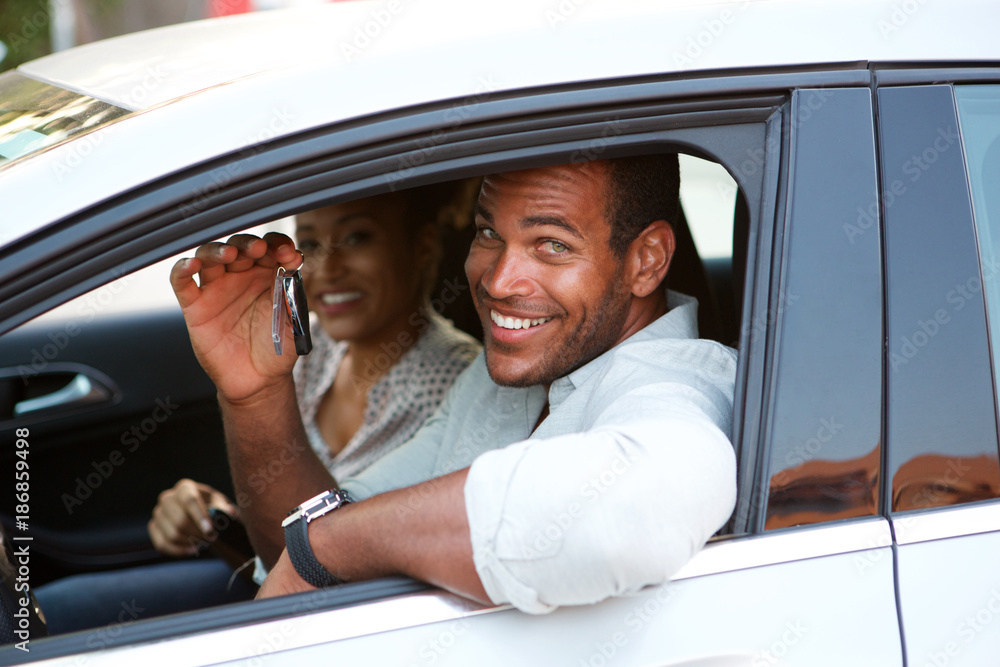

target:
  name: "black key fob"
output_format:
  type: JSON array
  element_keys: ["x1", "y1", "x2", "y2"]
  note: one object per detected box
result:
[{"x1": 272, "y1": 267, "x2": 312, "y2": 356}]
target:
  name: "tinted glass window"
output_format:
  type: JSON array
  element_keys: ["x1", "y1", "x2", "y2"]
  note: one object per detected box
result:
[
  {"x1": 958, "y1": 85, "x2": 1000, "y2": 397},
  {"x1": 882, "y1": 84, "x2": 1000, "y2": 513},
  {"x1": 0, "y1": 71, "x2": 129, "y2": 169},
  {"x1": 764, "y1": 89, "x2": 882, "y2": 529}
]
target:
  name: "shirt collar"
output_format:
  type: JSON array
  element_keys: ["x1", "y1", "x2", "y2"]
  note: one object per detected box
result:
[{"x1": 547, "y1": 290, "x2": 699, "y2": 410}]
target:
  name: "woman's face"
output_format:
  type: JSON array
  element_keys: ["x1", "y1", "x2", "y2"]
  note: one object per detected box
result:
[{"x1": 295, "y1": 195, "x2": 432, "y2": 345}]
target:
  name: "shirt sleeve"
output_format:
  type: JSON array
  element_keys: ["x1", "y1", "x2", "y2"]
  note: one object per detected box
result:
[{"x1": 464, "y1": 381, "x2": 737, "y2": 614}]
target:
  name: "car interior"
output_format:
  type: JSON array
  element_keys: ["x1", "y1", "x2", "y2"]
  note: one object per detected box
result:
[{"x1": 0, "y1": 151, "x2": 748, "y2": 645}]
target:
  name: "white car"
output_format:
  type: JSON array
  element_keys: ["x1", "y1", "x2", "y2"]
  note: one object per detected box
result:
[{"x1": 2, "y1": 0, "x2": 1000, "y2": 664}]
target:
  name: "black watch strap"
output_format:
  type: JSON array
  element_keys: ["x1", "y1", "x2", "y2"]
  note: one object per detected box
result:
[
  {"x1": 282, "y1": 489, "x2": 353, "y2": 588},
  {"x1": 284, "y1": 517, "x2": 342, "y2": 588}
]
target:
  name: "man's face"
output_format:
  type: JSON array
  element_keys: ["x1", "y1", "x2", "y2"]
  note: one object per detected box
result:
[{"x1": 465, "y1": 162, "x2": 633, "y2": 387}]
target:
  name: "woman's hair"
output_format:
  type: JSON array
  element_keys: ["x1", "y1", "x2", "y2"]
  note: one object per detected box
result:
[
  {"x1": 394, "y1": 178, "x2": 482, "y2": 301},
  {"x1": 396, "y1": 178, "x2": 481, "y2": 234}
]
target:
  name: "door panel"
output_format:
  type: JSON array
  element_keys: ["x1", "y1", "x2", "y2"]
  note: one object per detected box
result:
[
  {"x1": 72, "y1": 523, "x2": 902, "y2": 666},
  {"x1": 273, "y1": 547, "x2": 900, "y2": 667},
  {"x1": 894, "y1": 505, "x2": 1000, "y2": 666},
  {"x1": 0, "y1": 301, "x2": 229, "y2": 583}
]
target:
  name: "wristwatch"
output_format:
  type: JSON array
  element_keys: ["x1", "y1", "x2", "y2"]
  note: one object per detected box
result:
[{"x1": 282, "y1": 489, "x2": 353, "y2": 588}]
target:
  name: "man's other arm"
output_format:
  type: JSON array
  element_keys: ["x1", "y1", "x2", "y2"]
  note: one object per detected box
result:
[
  {"x1": 259, "y1": 380, "x2": 735, "y2": 611},
  {"x1": 258, "y1": 467, "x2": 489, "y2": 603}
]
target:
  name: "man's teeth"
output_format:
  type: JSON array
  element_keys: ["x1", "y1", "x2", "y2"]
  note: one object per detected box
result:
[
  {"x1": 321, "y1": 292, "x2": 362, "y2": 305},
  {"x1": 490, "y1": 310, "x2": 552, "y2": 330}
]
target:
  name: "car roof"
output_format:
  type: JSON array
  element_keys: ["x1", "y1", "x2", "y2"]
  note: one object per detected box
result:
[
  {"x1": 17, "y1": 0, "x2": 1000, "y2": 111},
  {"x1": 3, "y1": 0, "x2": 999, "y2": 248}
]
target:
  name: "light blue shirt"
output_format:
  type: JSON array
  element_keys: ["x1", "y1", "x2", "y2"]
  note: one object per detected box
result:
[{"x1": 341, "y1": 291, "x2": 738, "y2": 613}]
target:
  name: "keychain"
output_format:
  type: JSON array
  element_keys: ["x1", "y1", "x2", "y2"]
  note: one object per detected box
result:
[{"x1": 271, "y1": 263, "x2": 313, "y2": 356}]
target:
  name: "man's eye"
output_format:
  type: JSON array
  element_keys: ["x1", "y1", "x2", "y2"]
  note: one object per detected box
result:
[
  {"x1": 542, "y1": 240, "x2": 568, "y2": 254},
  {"x1": 477, "y1": 227, "x2": 500, "y2": 242}
]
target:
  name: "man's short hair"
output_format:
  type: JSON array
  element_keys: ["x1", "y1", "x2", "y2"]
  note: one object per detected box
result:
[{"x1": 604, "y1": 153, "x2": 680, "y2": 258}]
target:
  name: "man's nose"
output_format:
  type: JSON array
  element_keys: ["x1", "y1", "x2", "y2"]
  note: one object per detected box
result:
[{"x1": 481, "y1": 248, "x2": 533, "y2": 299}]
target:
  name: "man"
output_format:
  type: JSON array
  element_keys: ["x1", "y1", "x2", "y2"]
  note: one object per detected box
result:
[{"x1": 170, "y1": 154, "x2": 737, "y2": 613}]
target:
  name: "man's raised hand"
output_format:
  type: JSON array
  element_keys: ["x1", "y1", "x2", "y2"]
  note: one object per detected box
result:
[{"x1": 170, "y1": 233, "x2": 303, "y2": 404}]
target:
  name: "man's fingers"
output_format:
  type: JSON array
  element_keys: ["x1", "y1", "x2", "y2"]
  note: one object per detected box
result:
[
  {"x1": 194, "y1": 241, "x2": 239, "y2": 266},
  {"x1": 263, "y1": 232, "x2": 302, "y2": 271},
  {"x1": 170, "y1": 257, "x2": 202, "y2": 310},
  {"x1": 225, "y1": 234, "x2": 271, "y2": 273},
  {"x1": 193, "y1": 241, "x2": 241, "y2": 285},
  {"x1": 171, "y1": 233, "x2": 294, "y2": 310}
]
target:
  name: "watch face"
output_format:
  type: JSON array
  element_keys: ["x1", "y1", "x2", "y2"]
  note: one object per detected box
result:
[{"x1": 282, "y1": 490, "x2": 351, "y2": 527}]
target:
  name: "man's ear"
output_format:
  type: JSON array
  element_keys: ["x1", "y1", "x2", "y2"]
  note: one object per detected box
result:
[{"x1": 625, "y1": 220, "x2": 674, "y2": 298}]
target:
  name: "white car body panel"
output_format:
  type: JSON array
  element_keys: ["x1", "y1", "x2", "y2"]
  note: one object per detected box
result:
[
  {"x1": 18, "y1": 0, "x2": 1000, "y2": 112},
  {"x1": 269, "y1": 552, "x2": 897, "y2": 667},
  {"x1": 30, "y1": 521, "x2": 901, "y2": 666},
  {"x1": 4, "y1": 0, "x2": 1000, "y2": 247},
  {"x1": 894, "y1": 504, "x2": 1000, "y2": 667}
]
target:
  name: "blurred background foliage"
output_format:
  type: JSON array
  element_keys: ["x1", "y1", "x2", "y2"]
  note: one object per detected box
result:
[
  {"x1": 1, "y1": 0, "x2": 56, "y2": 70},
  {"x1": 1, "y1": 0, "x2": 191, "y2": 73}
]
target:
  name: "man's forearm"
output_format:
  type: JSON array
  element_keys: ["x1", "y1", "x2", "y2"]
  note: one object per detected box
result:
[
  {"x1": 294, "y1": 468, "x2": 488, "y2": 603},
  {"x1": 220, "y1": 377, "x2": 335, "y2": 568}
]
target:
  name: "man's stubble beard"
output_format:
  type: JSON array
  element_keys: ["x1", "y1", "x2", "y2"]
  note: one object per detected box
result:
[{"x1": 483, "y1": 271, "x2": 632, "y2": 388}]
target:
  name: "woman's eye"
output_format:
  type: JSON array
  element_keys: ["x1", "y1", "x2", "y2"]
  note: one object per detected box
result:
[
  {"x1": 341, "y1": 231, "x2": 372, "y2": 247},
  {"x1": 298, "y1": 239, "x2": 321, "y2": 254}
]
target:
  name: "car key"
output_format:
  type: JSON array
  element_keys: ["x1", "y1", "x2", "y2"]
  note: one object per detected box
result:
[{"x1": 272, "y1": 266, "x2": 313, "y2": 356}]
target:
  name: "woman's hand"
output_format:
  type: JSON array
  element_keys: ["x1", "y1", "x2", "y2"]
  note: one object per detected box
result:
[
  {"x1": 148, "y1": 478, "x2": 240, "y2": 557},
  {"x1": 170, "y1": 233, "x2": 304, "y2": 405}
]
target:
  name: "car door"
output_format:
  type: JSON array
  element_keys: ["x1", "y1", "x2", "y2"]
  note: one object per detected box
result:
[
  {"x1": 287, "y1": 85, "x2": 900, "y2": 667},
  {"x1": 1, "y1": 72, "x2": 900, "y2": 665},
  {"x1": 881, "y1": 77, "x2": 1000, "y2": 665}
]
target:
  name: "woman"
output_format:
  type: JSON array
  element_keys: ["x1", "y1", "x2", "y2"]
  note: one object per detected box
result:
[{"x1": 38, "y1": 182, "x2": 481, "y2": 632}]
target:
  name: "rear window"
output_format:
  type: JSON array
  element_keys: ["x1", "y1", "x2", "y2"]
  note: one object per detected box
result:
[{"x1": 0, "y1": 71, "x2": 130, "y2": 169}]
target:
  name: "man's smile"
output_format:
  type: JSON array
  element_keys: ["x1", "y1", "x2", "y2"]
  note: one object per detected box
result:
[{"x1": 489, "y1": 310, "x2": 553, "y2": 330}]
